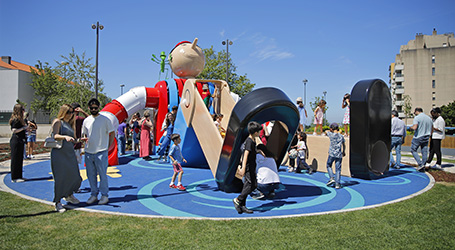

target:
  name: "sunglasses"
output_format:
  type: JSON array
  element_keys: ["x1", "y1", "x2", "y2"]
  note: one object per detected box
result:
[
  {"x1": 89, "y1": 106, "x2": 99, "y2": 110},
  {"x1": 297, "y1": 101, "x2": 302, "y2": 104}
]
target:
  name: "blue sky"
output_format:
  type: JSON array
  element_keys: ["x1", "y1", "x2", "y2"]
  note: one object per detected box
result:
[{"x1": 1, "y1": 0, "x2": 454, "y2": 123}]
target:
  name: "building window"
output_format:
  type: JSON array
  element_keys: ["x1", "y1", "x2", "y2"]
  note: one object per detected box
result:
[
  {"x1": 432, "y1": 92, "x2": 436, "y2": 101},
  {"x1": 432, "y1": 55, "x2": 435, "y2": 64},
  {"x1": 432, "y1": 67, "x2": 435, "y2": 76},
  {"x1": 432, "y1": 80, "x2": 436, "y2": 88}
]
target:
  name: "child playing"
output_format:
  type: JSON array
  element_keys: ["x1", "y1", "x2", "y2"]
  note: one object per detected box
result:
[
  {"x1": 233, "y1": 121, "x2": 262, "y2": 214},
  {"x1": 213, "y1": 113, "x2": 226, "y2": 138},
  {"x1": 295, "y1": 132, "x2": 313, "y2": 174},
  {"x1": 325, "y1": 123, "x2": 346, "y2": 189},
  {"x1": 313, "y1": 99, "x2": 326, "y2": 135},
  {"x1": 168, "y1": 134, "x2": 187, "y2": 191}
]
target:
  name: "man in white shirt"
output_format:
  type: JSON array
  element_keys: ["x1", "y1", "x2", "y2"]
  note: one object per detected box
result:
[
  {"x1": 390, "y1": 110, "x2": 406, "y2": 169},
  {"x1": 425, "y1": 107, "x2": 445, "y2": 170},
  {"x1": 82, "y1": 98, "x2": 115, "y2": 205}
]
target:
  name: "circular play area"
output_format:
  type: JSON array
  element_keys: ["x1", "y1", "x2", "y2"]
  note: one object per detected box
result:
[{"x1": 2, "y1": 153, "x2": 433, "y2": 219}]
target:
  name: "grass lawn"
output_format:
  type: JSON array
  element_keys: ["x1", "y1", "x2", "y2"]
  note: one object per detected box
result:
[{"x1": 1, "y1": 183, "x2": 454, "y2": 249}]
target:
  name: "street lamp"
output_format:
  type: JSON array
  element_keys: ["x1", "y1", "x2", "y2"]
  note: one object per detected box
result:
[
  {"x1": 92, "y1": 21, "x2": 104, "y2": 99},
  {"x1": 221, "y1": 39, "x2": 233, "y2": 83},
  {"x1": 120, "y1": 84, "x2": 125, "y2": 95},
  {"x1": 302, "y1": 79, "x2": 308, "y2": 107},
  {"x1": 323, "y1": 91, "x2": 327, "y2": 122}
]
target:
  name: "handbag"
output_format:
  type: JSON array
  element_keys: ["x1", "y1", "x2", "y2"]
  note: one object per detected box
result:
[{"x1": 44, "y1": 121, "x2": 63, "y2": 149}]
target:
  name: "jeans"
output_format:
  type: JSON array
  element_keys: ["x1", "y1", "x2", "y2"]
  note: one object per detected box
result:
[
  {"x1": 411, "y1": 135, "x2": 430, "y2": 167},
  {"x1": 327, "y1": 156, "x2": 342, "y2": 185},
  {"x1": 251, "y1": 183, "x2": 280, "y2": 196},
  {"x1": 390, "y1": 136, "x2": 403, "y2": 167},
  {"x1": 85, "y1": 150, "x2": 109, "y2": 197},
  {"x1": 117, "y1": 134, "x2": 126, "y2": 155}
]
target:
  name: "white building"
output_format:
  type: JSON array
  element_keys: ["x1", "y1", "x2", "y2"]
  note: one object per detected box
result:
[
  {"x1": 389, "y1": 29, "x2": 455, "y2": 122},
  {"x1": 0, "y1": 56, "x2": 38, "y2": 124}
]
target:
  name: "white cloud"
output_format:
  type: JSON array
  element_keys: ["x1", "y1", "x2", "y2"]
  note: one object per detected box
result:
[{"x1": 247, "y1": 33, "x2": 294, "y2": 61}]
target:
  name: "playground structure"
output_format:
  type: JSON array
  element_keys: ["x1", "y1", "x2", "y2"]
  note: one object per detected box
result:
[{"x1": 99, "y1": 38, "x2": 299, "y2": 192}]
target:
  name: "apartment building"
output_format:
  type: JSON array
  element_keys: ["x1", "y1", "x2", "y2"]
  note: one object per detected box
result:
[{"x1": 389, "y1": 29, "x2": 455, "y2": 123}]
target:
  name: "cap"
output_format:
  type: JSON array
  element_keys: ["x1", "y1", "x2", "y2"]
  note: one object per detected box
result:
[{"x1": 296, "y1": 97, "x2": 303, "y2": 102}]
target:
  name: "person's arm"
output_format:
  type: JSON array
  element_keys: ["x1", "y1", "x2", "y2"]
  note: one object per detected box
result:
[
  {"x1": 11, "y1": 123, "x2": 29, "y2": 134},
  {"x1": 75, "y1": 107, "x2": 89, "y2": 117},
  {"x1": 411, "y1": 124, "x2": 418, "y2": 130},
  {"x1": 238, "y1": 150, "x2": 249, "y2": 176},
  {"x1": 342, "y1": 141, "x2": 346, "y2": 157},
  {"x1": 433, "y1": 119, "x2": 443, "y2": 132},
  {"x1": 304, "y1": 108, "x2": 308, "y2": 118},
  {"x1": 314, "y1": 107, "x2": 319, "y2": 116},
  {"x1": 52, "y1": 120, "x2": 74, "y2": 142},
  {"x1": 169, "y1": 154, "x2": 176, "y2": 164}
]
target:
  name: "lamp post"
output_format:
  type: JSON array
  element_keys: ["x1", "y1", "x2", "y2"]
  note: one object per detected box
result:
[
  {"x1": 221, "y1": 39, "x2": 233, "y2": 83},
  {"x1": 323, "y1": 91, "x2": 327, "y2": 122},
  {"x1": 302, "y1": 79, "x2": 308, "y2": 107},
  {"x1": 92, "y1": 21, "x2": 104, "y2": 99},
  {"x1": 120, "y1": 84, "x2": 125, "y2": 95}
]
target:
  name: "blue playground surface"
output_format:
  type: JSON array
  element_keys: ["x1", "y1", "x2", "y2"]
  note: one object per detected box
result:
[{"x1": 4, "y1": 153, "x2": 433, "y2": 219}]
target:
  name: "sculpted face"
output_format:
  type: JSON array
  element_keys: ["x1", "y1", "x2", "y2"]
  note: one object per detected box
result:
[{"x1": 169, "y1": 38, "x2": 205, "y2": 79}]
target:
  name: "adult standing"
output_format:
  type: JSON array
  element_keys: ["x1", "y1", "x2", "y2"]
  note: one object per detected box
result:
[
  {"x1": 410, "y1": 108, "x2": 433, "y2": 172},
  {"x1": 50, "y1": 104, "x2": 82, "y2": 212},
  {"x1": 342, "y1": 93, "x2": 350, "y2": 136},
  {"x1": 129, "y1": 112, "x2": 141, "y2": 154},
  {"x1": 139, "y1": 110, "x2": 154, "y2": 159},
  {"x1": 71, "y1": 103, "x2": 89, "y2": 164},
  {"x1": 9, "y1": 104, "x2": 29, "y2": 182},
  {"x1": 82, "y1": 98, "x2": 115, "y2": 205},
  {"x1": 117, "y1": 119, "x2": 128, "y2": 155},
  {"x1": 389, "y1": 110, "x2": 406, "y2": 169},
  {"x1": 426, "y1": 107, "x2": 445, "y2": 170},
  {"x1": 296, "y1": 97, "x2": 307, "y2": 132}
]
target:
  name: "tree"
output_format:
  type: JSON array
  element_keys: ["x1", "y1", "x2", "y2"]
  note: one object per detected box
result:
[
  {"x1": 440, "y1": 100, "x2": 455, "y2": 127},
  {"x1": 309, "y1": 96, "x2": 329, "y2": 126},
  {"x1": 198, "y1": 46, "x2": 255, "y2": 97},
  {"x1": 29, "y1": 49, "x2": 111, "y2": 119},
  {"x1": 403, "y1": 94, "x2": 412, "y2": 125}
]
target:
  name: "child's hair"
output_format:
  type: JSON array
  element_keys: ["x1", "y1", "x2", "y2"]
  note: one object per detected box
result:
[
  {"x1": 319, "y1": 100, "x2": 326, "y2": 107},
  {"x1": 299, "y1": 132, "x2": 307, "y2": 142},
  {"x1": 171, "y1": 133, "x2": 180, "y2": 141},
  {"x1": 213, "y1": 113, "x2": 224, "y2": 121},
  {"x1": 172, "y1": 106, "x2": 178, "y2": 111},
  {"x1": 330, "y1": 123, "x2": 339, "y2": 131},
  {"x1": 247, "y1": 121, "x2": 262, "y2": 135}
]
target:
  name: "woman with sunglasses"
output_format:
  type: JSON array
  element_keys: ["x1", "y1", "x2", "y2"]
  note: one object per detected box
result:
[
  {"x1": 9, "y1": 103, "x2": 29, "y2": 182},
  {"x1": 50, "y1": 104, "x2": 82, "y2": 212}
]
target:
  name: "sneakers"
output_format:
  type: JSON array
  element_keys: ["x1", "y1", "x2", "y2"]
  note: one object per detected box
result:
[
  {"x1": 11, "y1": 178, "x2": 26, "y2": 183},
  {"x1": 169, "y1": 184, "x2": 177, "y2": 189},
  {"x1": 326, "y1": 178, "x2": 335, "y2": 186},
  {"x1": 86, "y1": 196, "x2": 98, "y2": 205},
  {"x1": 287, "y1": 167, "x2": 295, "y2": 173},
  {"x1": 233, "y1": 198, "x2": 242, "y2": 214},
  {"x1": 416, "y1": 165, "x2": 425, "y2": 172},
  {"x1": 176, "y1": 184, "x2": 186, "y2": 191},
  {"x1": 308, "y1": 168, "x2": 314, "y2": 174},
  {"x1": 64, "y1": 194, "x2": 80, "y2": 204},
  {"x1": 55, "y1": 202, "x2": 66, "y2": 213},
  {"x1": 335, "y1": 184, "x2": 342, "y2": 189},
  {"x1": 241, "y1": 206, "x2": 253, "y2": 214},
  {"x1": 251, "y1": 192, "x2": 265, "y2": 200},
  {"x1": 98, "y1": 196, "x2": 109, "y2": 205},
  {"x1": 425, "y1": 163, "x2": 431, "y2": 168},
  {"x1": 430, "y1": 164, "x2": 443, "y2": 170}
]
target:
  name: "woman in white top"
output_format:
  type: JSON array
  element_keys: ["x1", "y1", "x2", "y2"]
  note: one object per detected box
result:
[{"x1": 426, "y1": 107, "x2": 445, "y2": 170}]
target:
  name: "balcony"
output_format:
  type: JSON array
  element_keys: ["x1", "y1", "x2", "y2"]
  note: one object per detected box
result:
[
  {"x1": 395, "y1": 100, "x2": 404, "y2": 106},
  {"x1": 395, "y1": 64, "x2": 404, "y2": 71},
  {"x1": 395, "y1": 76, "x2": 404, "y2": 82},
  {"x1": 395, "y1": 87, "x2": 404, "y2": 94}
]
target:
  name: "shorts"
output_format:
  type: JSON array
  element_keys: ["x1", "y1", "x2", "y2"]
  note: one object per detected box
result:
[
  {"x1": 173, "y1": 162, "x2": 183, "y2": 173},
  {"x1": 27, "y1": 135, "x2": 36, "y2": 143}
]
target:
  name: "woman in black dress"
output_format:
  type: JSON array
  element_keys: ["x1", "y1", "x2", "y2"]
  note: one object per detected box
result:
[{"x1": 9, "y1": 104, "x2": 29, "y2": 182}]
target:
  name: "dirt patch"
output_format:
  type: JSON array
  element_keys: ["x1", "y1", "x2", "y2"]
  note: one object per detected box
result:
[
  {"x1": 0, "y1": 142, "x2": 51, "y2": 162},
  {"x1": 427, "y1": 169, "x2": 455, "y2": 183}
]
